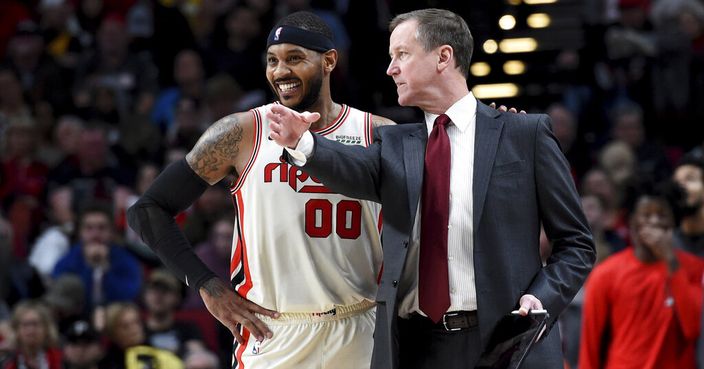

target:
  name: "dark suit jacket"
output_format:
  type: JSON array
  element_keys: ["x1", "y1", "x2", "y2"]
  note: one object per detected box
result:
[{"x1": 295, "y1": 102, "x2": 595, "y2": 369}]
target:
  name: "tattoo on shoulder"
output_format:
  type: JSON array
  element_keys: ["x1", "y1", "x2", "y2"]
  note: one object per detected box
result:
[
  {"x1": 372, "y1": 115, "x2": 396, "y2": 129},
  {"x1": 202, "y1": 277, "x2": 227, "y2": 297},
  {"x1": 187, "y1": 115, "x2": 244, "y2": 183}
]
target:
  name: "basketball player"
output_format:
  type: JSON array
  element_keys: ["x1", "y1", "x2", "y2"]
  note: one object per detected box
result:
[{"x1": 127, "y1": 11, "x2": 393, "y2": 369}]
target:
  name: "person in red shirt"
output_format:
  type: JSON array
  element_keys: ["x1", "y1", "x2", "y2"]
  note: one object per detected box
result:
[{"x1": 579, "y1": 192, "x2": 704, "y2": 369}]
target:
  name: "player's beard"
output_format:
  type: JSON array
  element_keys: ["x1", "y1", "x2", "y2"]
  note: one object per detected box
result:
[{"x1": 293, "y1": 72, "x2": 323, "y2": 112}]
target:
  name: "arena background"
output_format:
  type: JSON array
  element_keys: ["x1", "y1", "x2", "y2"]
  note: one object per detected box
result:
[{"x1": 0, "y1": 0, "x2": 703, "y2": 368}]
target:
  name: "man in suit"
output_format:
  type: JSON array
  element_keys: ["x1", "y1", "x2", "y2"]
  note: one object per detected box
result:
[{"x1": 268, "y1": 8, "x2": 595, "y2": 369}]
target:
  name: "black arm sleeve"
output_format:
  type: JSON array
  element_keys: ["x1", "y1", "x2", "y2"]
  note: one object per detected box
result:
[{"x1": 126, "y1": 159, "x2": 217, "y2": 291}]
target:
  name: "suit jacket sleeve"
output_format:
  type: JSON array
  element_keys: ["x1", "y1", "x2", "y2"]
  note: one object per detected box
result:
[
  {"x1": 529, "y1": 116, "x2": 595, "y2": 326},
  {"x1": 291, "y1": 130, "x2": 384, "y2": 203}
]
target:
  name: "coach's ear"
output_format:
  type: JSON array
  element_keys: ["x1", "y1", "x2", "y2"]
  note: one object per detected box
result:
[{"x1": 323, "y1": 49, "x2": 338, "y2": 74}]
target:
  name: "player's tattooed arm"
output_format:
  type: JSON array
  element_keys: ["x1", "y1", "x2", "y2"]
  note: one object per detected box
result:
[
  {"x1": 371, "y1": 114, "x2": 396, "y2": 129},
  {"x1": 201, "y1": 277, "x2": 228, "y2": 297},
  {"x1": 186, "y1": 112, "x2": 253, "y2": 185}
]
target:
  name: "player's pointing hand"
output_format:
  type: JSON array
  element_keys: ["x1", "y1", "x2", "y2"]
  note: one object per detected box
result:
[
  {"x1": 267, "y1": 104, "x2": 320, "y2": 148},
  {"x1": 199, "y1": 277, "x2": 279, "y2": 344}
]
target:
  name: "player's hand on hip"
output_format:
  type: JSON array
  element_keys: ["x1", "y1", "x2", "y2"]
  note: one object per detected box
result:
[
  {"x1": 517, "y1": 294, "x2": 543, "y2": 316},
  {"x1": 199, "y1": 277, "x2": 279, "y2": 344},
  {"x1": 267, "y1": 104, "x2": 320, "y2": 148}
]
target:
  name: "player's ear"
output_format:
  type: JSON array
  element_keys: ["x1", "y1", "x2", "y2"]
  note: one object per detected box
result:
[{"x1": 322, "y1": 49, "x2": 337, "y2": 74}]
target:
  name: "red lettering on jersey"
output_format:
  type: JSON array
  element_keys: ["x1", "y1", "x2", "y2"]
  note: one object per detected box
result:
[
  {"x1": 288, "y1": 166, "x2": 309, "y2": 191},
  {"x1": 263, "y1": 162, "x2": 289, "y2": 183},
  {"x1": 288, "y1": 166, "x2": 332, "y2": 193},
  {"x1": 299, "y1": 185, "x2": 333, "y2": 194},
  {"x1": 263, "y1": 162, "x2": 333, "y2": 193}
]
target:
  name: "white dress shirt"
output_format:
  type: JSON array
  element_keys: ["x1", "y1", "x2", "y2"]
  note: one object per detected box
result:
[
  {"x1": 287, "y1": 92, "x2": 478, "y2": 317},
  {"x1": 398, "y1": 92, "x2": 477, "y2": 317}
]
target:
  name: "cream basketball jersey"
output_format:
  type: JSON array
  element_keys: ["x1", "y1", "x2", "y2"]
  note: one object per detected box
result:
[{"x1": 230, "y1": 103, "x2": 382, "y2": 313}]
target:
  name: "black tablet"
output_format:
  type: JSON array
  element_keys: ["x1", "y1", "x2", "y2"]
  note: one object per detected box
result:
[{"x1": 475, "y1": 309, "x2": 550, "y2": 369}]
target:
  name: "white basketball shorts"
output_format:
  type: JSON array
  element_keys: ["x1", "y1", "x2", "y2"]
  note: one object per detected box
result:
[{"x1": 233, "y1": 300, "x2": 376, "y2": 369}]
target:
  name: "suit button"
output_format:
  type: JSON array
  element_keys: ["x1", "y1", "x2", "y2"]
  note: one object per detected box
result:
[
  {"x1": 392, "y1": 280, "x2": 398, "y2": 287},
  {"x1": 403, "y1": 241, "x2": 408, "y2": 248}
]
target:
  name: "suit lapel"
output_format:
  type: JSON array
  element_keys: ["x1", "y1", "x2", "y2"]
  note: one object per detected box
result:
[
  {"x1": 473, "y1": 103, "x2": 503, "y2": 231},
  {"x1": 403, "y1": 124, "x2": 427, "y2": 218}
]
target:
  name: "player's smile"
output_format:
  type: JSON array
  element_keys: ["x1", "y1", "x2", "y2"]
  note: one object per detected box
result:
[{"x1": 275, "y1": 79, "x2": 303, "y2": 100}]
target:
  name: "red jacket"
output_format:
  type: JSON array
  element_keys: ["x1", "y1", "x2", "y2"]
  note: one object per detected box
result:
[{"x1": 579, "y1": 249, "x2": 704, "y2": 369}]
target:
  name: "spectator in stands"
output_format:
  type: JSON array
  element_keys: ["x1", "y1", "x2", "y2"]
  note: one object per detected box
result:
[
  {"x1": 62, "y1": 319, "x2": 103, "y2": 369},
  {"x1": 602, "y1": 0, "x2": 656, "y2": 108},
  {"x1": 182, "y1": 184, "x2": 230, "y2": 246},
  {"x1": 581, "y1": 167, "x2": 629, "y2": 243},
  {"x1": 582, "y1": 193, "x2": 626, "y2": 263},
  {"x1": 151, "y1": 49, "x2": 206, "y2": 133},
  {"x1": 0, "y1": 213, "x2": 44, "y2": 311},
  {"x1": 122, "y1": 162, "x2": 160, "y2": 265},
  {"x1": 3, "y1": 301, "x2": 62, "y2": 369},
  {"x1": 672, "y1": 154, "x2": 704, "y2": 256},
  {"x1": 0, "y1": 1, "x2": 31, "y2": 57},
  {"x1": 42, "y1": 274, "x2": 85, "y2": 334},
  {"x1": 28, "y1": 187, "x2": 74, "y2": 283},
  {"x1": 0, "y1": 67, "x2": 32, "y2": 126},
  {"x1": 143, "y1": 269, "x2": 205, "y2": 358},
  {"x1": 74, "y1": 0, "x2": 105, "y2": 52},
  {"x1": 600, "y1": 140, "x2": 635, "y2": 188},
  {"x1": 187, "y1": 0, "x2": 235, "y2": 47},
  {"x1": 166, "y1": 97, "x2": 207, "y2": 151},
  {"x1": 0, "y1": 116, "x2": 49, "y2": 258},
  {"x1": 125, "y1": 0, "x2": 197, "y2": 88},
  {"x1": 42, "y1": 115, "x2": 85, "y2": 169},
  {"x1": 202, "y1": 73, "x2": 250, "y2": 122},
  {"x1": 598, "y1": 141, "x2": 639, "y2": 223},
  {"x1": 547, "y1": 102, "x2": 592, "y2": 179},
  {"x1": 3, "y1": 20, "x2": 71, "y2": 116},
  {"x1": 610, "y1": 101, "x2": 671, "y2": 183},
  {"x1": 0, "y1": 314, "x2": 13, "y2": 365},
  {"x1": 47, "y1": 122, "x2": 132, "y2": 214},
  {"x1": 206, "y1": 5, "x2": 266, "y2": 92},
  {"x1": 650, "y1": 0, "x2": 704, "y2": 146},
  {"x1": 579, "y1": 192, "x2": 704, "y2": 369},
  {"x1": 99, "y1": 302, "x2": 182, "y2": 369},
  {"x1": 52, "y1": 202, "x2": 141, "y2": 311},
  {"x1": 73, "y1": 14, "x2": 158, "y2": 118},
  {"x1": 183, "y1": 215, "x2": 232, "y2": 309},
  {"x1": 38, "y1": 0, "x2": 82, "y2": 71}
]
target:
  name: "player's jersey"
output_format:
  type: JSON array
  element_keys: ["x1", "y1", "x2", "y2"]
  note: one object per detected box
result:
[{"x1": 230, "y1": 103, "x2": 382, "y2": 313}]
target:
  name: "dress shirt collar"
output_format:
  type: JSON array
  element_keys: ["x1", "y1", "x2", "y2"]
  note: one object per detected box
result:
[{"x1": 424, "y1": 92, "x2": 477, "y2": 133}]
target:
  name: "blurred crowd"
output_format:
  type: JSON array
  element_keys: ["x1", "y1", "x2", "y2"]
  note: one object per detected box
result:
[{"x1": 0, "y1": 0, "x2": 703, "y2": 368}]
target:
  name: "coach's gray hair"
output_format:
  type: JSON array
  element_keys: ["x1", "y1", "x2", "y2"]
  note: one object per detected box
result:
[{"x1": 389, "y1": 8, "x2": 473, "y2": 78}]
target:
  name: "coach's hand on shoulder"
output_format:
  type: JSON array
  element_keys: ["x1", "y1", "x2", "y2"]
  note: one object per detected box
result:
[
  {"x1": 489, "y1": 102, "x2": 526, "y2": 114},
  {"x1": 267, "y1": 104, "x2": 320, "y2": 148},
  {"x1": 199, "y1": 277, "x2": 279, "y2": 343}
]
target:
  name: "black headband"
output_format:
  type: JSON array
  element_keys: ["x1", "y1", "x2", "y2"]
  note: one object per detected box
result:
[{"x1": 266, "y1": 25, "x2": 334, "y2": 53}]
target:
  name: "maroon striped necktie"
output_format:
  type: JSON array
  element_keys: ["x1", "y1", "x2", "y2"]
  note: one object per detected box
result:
[{"x1": 419, "y1": 113, "x2": 451, "y2": 323}]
